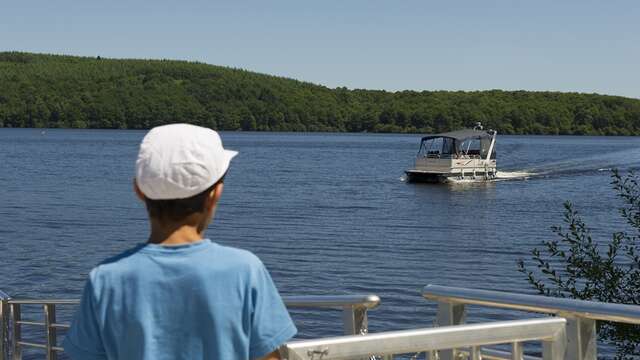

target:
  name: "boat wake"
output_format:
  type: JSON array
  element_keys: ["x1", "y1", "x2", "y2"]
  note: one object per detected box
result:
[
  {"x1": 505, "y1": 147, "x2": 640, "y2": 180},
  {"x1": 493, "y1": 171, "x2": 535, "y2": 181},
  {"x1": 443, "y1": 177, "x2": 483, "y2": 184},
  {"x1": 441, "y1": 171, "x2": 534, "y2": 184}
]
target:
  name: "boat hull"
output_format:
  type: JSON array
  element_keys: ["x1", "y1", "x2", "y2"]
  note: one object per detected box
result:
[
  {"x1": 405, "y1": 171, "x2": 447, "y2": 183},
  {"x1": 405, "y1": 169, "x2": 496, "y2": 183}
]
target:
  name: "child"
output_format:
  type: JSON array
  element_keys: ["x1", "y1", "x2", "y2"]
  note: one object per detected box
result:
[{"x1": 63, "y1": 123, "x2": 296, "y2": 359}]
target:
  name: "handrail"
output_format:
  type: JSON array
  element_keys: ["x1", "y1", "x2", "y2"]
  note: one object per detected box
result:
[
  {"x1": 3, "y1": 295, "x2": 380, "y2": 309},
  {"x1": 421, "y1": 284, "x2": 640, "y2": 360},
  {"x1": 283, "y1": 318, "x2": 567, "y2": 360},
  {"x1": 0, "y1": 292, "x2": 380, "y2": 360},
  {"x1": 283, "y1": 294, "x2": 380, "y2": 309},
  {"x1": 422, "y1": 284, "x2": 640, "y2": 324},
  {"x1": 8, "y1": 300, "x2": 79, "y2": 306}
]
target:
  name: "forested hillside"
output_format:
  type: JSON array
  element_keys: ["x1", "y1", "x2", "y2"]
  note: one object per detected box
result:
[{"x1": 1, "y1": 52, "x2": 639, "y2": 135}]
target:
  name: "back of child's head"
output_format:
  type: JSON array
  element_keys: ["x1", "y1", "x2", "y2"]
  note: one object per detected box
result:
[
  {"x1": 143, "y1": 180, "x2": 218, "y2": 221},
  {"x1": 135, "y1": 124, "x2": 237, "y2": 222}
]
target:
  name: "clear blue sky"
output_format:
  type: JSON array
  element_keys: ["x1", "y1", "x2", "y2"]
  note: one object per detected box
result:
[{"x1": 2, "y1": 0, "x2": 639, "y2": 98}]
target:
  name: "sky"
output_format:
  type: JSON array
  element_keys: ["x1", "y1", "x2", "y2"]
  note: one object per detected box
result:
[{"x1": 2, "y1": 0, "x2": 639, "y2": 98}]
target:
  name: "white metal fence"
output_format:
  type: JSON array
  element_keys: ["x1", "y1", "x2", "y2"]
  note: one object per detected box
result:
[
  {"x1": 422, "y1": 284, "x2": 640, "y2": 360},
  {"x1": 4, "y1": 285, "x2": 640, "y2": 360},
  {"x1": 283, "y1": 318, "x2": 567, "y2": 360},
  {"x1": 0, "y1": 292, "x2": 379, "y2": 360}
]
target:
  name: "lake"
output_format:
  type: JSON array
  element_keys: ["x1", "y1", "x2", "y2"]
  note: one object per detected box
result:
[{"x1": 1, "y1": 129, "x2": 639, "y2": 358}]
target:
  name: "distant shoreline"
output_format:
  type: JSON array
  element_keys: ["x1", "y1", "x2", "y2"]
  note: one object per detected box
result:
[
  {"x1": 2, "y1": 127, "x2": 639, "y2": 138},
  {"x1": 1, "y1": 52, "x2": 639, "y2": 136}
]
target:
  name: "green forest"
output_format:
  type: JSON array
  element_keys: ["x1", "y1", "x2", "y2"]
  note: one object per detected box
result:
[{"x1": 1, "y1": 52, "x2": 639, "y2": 135}]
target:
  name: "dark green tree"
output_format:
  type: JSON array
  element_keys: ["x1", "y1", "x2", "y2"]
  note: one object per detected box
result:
[{"x1": 1, "y1": 52, "x2": 640, "y2": 134}]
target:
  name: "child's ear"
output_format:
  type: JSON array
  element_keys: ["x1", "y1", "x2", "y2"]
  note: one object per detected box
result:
[
  {"x1": 206, "y1": 182, "x2": 224, "y2": 211},
  {"x1": 133, "y1": 178, "x2": 146, "y2": 201}
]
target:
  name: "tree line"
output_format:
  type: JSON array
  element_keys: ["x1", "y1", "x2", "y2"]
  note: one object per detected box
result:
[{"x1": 1, "y1": 52, "x2": 639, "y2": 135}]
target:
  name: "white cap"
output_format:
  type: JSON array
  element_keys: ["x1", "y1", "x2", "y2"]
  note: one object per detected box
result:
[{"x1": 135, "y1": 123, "x2": 238, "y2": 200}]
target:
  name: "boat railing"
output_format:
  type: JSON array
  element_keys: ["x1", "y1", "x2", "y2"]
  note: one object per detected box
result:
[
  {"x1": 0, "y1": 291, "x2": 380, "y2": 360},
  {"x1": 422, "y1": 284, "x2": 640, "y2": 360},
  {"x1": 283, "y1": 317, "x2": 567, "y2": 360}
]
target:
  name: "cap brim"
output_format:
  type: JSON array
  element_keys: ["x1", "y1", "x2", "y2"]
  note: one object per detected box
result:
[{"x1": 224, "y1": 149, "x2": 238, "y2": 161}]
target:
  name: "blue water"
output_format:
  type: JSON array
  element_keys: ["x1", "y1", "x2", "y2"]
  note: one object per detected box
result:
[{"x1": 1, "y1": 129, "x2": 640, "y2": 358}]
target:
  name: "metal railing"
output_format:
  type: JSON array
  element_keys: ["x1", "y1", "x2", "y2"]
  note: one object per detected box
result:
[
  {"x1": 285, "y1": 294, "x2": 380, "y2": 336},
  {"x1": 0, "y1": 291, "x2": 9, "y2": 360},
  {"x1": 0, "y1": 292, "x2": 380, "y2": 360},
  {"x1": 6, "y1": 284, "x2": 640, "y2": 360},
  {"x1": 422, "y1": 284, "x2": 640, "y2": 360},
  {"x1": 4, "y1": 299, "x2": 78, "y2": 360},
  {"x1": 283, "y1": 318, "x2": 567, "y2": 360}
]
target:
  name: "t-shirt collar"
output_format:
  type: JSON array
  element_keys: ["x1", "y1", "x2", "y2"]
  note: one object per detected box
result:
[{"x1": 140, "y1": 238, "x2": 213, "y2": 254}]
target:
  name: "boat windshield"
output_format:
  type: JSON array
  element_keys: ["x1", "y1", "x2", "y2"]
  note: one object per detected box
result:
[
  {"x1": 418, "y1": 136, "x2": 496, "y2": 159},
  {"x1": 458, "y1": 138, "x2": 496, "y2": 159},
  {"x1": 418, "y1": 137, "x2": 457, "y2": 158}
]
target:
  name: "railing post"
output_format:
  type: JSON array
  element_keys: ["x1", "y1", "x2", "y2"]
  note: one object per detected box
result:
[
  {"x1": 435, "y1": 301, "x2": 465, "y2": 360},
  {"x1": 0, "y1": 301, "x2": 4, "y2": 360},
  {"x1": 44, "y1": 304, "x2": 57, "y2": 360},
  {"x1": 563, "y1": 316, "x2": 596, "y2": 360},
  {"x1": 435, "y1": 301, "x2": 466, "y2": 326},
  {"x1": 342, "y1": 305, "x2": 368, "y2": 335},
  {"x1": 10, "y1": 305, "x2": 20, "y2": 360},
  {"x1": 470, "y1": 346, "x2": 480, "y2": 360},
  {"x1": 511, "y1": 341, "x2": 523, "y2": 360},
  {"x1": 1, "y1": 291, "x2": 10, "y2": 360},
  {"x1": 542, "y1": 325, "x2": 567, "y2": 360}
]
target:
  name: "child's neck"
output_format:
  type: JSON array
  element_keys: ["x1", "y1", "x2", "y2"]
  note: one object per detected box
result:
[{"x1": 148, "y1": 221, "x2": 204, "y2": 246}]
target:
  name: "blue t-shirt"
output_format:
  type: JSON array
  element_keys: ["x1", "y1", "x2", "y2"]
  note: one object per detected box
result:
[{"x1": 63, "y1": 239, "x2": 297, "y2": 360}]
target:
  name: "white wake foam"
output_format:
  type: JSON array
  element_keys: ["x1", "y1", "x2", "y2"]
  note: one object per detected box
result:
[{"x1": 494, "y1": 171, "x2": 535, "y2": 180}]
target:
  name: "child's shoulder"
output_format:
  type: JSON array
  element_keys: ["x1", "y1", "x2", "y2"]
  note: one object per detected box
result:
[
  {"x1": 88, "y1": 241, "x2": 265, "y2": 280},
  {"x1": 99, "y1": 244, "x2": 147, "y2": 265},
  {"x1": 88, "y1": 244, "x2": 147, "y2": 278},
  {"x1": 212, "y1": 242, "x2": 265, "y2": 268}
]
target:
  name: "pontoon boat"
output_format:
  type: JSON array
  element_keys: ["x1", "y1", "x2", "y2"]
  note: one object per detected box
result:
[{"x1": 405, "y1": 123, "x2": 497, "y2": 183}]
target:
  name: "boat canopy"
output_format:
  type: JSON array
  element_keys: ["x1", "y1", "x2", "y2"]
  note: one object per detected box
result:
[
  {"x1": 417, "y1": 127, "x2": 496, "y2": 159},
  {"x1": 421, "y1": 128, "x2": 494, "y2": 142}
]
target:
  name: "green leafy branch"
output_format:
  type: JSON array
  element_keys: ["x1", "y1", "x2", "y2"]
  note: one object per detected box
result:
[{"x1": 518, "y1": 170, "x2": 640, "y2": 359}]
